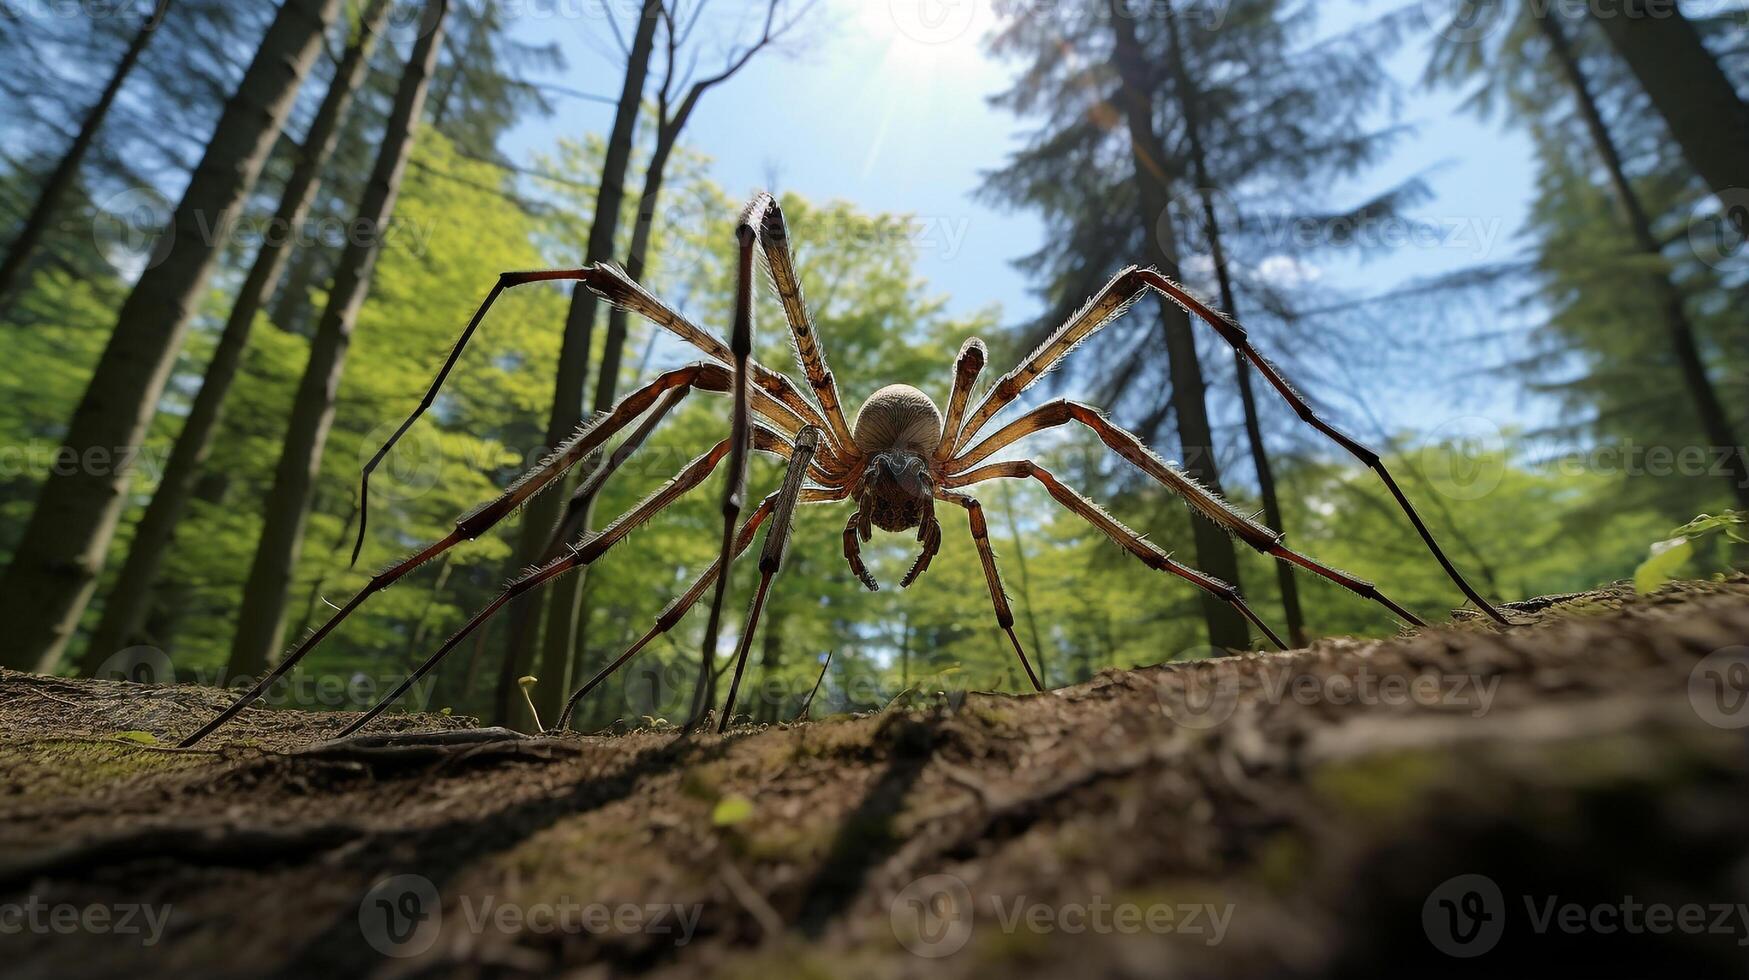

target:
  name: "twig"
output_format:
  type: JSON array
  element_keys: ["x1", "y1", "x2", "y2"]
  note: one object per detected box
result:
[{"x1": 795, "y1": 651, "x2": 832, "y2": 721}]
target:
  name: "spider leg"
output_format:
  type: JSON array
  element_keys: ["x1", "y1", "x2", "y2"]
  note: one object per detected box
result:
[
  {"x1": 337, "y1": 426, "x2": 801, "y2": 738},
  {"x1": 951, "y1": 265, "x2": 1507, "y2": 624},
  {"x1": 354, "y1": 266, "x2": 846, "y2": 563},
  {"x1": 935, "y1": 337, "x2": 987, "y2": 463},
  {"x1": 950, "y1": 400, "x2": 1425, "y2": 628},
  {"x1": 688, "y1": 216, "x2": 759, "y2": 733},
  {"x1": 744, "y1": 194, "x2": 860, "y2": 455},
  {"x1": 717, "y1": 427, "x2": 822, "y2": 733},
  {"x1": 946, "y1": 461, "x2": 1288, "y2": 651},
  {"x1": 181, "y1": 363, "x2": 736, "y2": 747},
  {"x1": 937, "y1": 489, "x2": 1043, "y2": 692},
  {"x1": 554, "y1": 483, "x2": 850, "y2": 731}
]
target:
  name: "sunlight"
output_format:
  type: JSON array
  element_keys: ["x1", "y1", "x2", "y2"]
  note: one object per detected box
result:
[{"x1": 848, "y1": 0, "x2": 1004, "y2": 79}]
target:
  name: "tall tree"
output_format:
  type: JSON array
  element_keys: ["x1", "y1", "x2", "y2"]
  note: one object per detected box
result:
[
  {"x1": 227, "y1": 0, "x2": 449, "y2": 677},
  {"x1": 493, "y1": 0, "x2": 663, "y2": 728},
  {"x1": 1589, "y1": 1, "x2": 1749, "y2": 237},
  {"x1": 82, "y1": 0, "x2": 396, "y2": 669},
  {"x1": 0, "y1": 1, "x2": 171, "y2": 314},
  {"x1": 535, "y1": 0, "x2": 806, "y2": 727},
  {"x1": 1106, "y1": 0, "x2": 1249, "y2": 648},
  {"x1": 1538, "y1": 13, "x2": 1749, "y2": 509},
  {"x1": 0, "y1": 0, "x2": 344, "y2": 673},
  {"x1": 1160, "y1": 5, "x2": 1308, "y2": 645},
  {"x1": 1424, "y1": 1, "x2": 1749, "y2": 513}
]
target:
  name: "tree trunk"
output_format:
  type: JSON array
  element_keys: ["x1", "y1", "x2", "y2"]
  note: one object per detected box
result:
[
  {"x1": 1106, "y1": 0, "x2": 1249, "y2": 650},
  {"x1": 496, "y1": 0, "x2": 662, "y2": 728},
  {"x1": 1543, "y1": 14, "x2": 1749, "y2": 510},
  {"x1": 1589, "y1": 1, "x2": 1749, "y2": 238},
  {"x1": 1163, "y1": 7, "x2": 1308, "y2": 646},
  {"x1": 537, "y1": 122, "x2": 682, "y2": 726},
  {"x1": 81, "y1": 0, "x2": 392, "y2": 671},
  {"x1": 226, "y1": 0, "x2": 448, "y2": 679},
  {"x1": 270, "y1": 240, "x2": 325, "y2": 335},
  {"x1": 0, "y1": 1, "x2": 170, "y2": 315},
  {"x1": 0, "y1": 0, "x2": 343, "y2": 674}
]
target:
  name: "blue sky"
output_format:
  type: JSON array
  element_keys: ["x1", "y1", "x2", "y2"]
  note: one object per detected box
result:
[{"x1": 504, "y1": 0, "x2": 1546, "y2": 436}]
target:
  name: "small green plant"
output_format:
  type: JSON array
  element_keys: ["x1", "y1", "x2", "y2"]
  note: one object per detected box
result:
[{"x1": 1634, "y1": 511, "x2": 1747, "y2": 594}]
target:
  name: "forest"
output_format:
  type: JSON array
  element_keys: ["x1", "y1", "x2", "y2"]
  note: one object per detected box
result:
[{"x1": 1, "y1": 0, "x2": 1747, "y2": 976}]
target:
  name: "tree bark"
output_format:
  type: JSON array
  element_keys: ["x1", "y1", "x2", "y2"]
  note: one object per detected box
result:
[
  {"x1": 1162, "y1": 7, "x2": 1308, "y2": 646},
  {"x1": 495, "y1": 0, "x2": 662, "y2": 729},
  {"x1": 226, "y1": 0, "x2": 449, "y2": 679},
  {"x1": 1589, "y1": 1, "x2": 1749, "y2": 238},
  {"x1": 1542, "y1": 14, "x2": 1749, "y2": 510},
  {"x1": 1106, "y1": 0, "x2": 1249, "y2": 650},
  {"x1": 82, "y1": 0, "x2": 392, "y2": 671},
  {"x1": 0, "y1": 0, "x2": 343, "y2": 673},
  {"x1": 0, "y1": 1, "x2": 170, "y2": 315}
]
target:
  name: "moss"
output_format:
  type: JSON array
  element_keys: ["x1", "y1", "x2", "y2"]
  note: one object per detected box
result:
[
  {"x1": 0, "y1": 739, "x2": 209, "y2": 801},
  {"x1": 1308, "y1": 750, "x2": 1449, "y2": 821}
]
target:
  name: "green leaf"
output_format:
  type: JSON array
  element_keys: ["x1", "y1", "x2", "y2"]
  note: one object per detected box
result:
[
  {"x1": 711, "y1": 793, "x2": 754, "y2": 827},
  {"x1": 1634, "y1": 537, "x2": 1694, "y2": 595},
  {"x1": 114, "y1": 731, "x2": 159, "y2": 745}
]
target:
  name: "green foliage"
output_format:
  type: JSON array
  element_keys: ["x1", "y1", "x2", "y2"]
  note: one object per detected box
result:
[{"x1": 1634, "y1": 511, "x2": 1748, "y2": 594}]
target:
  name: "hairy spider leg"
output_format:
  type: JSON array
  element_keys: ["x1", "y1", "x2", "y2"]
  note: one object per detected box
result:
[
  {"x1": 553, "y1": 483, "x2": 850, "y2": 731},
  {"x1": 947, "y1": 460, "x2": 1288, "y2": 651},
  {"x1": 937, "y1": 489, "x2": 1044, "y2": 692},
  {"x1": 353, "y1": 264, "x2": 849, "y2": 564},
  {"x1": 717, "y1": 427, "x2": 822, "y2": 732},
  {"x1": 338, "y1": 426, "x2": 801, "y2": 738},
  {"x1": 952, "y1": 399, "x2": 1425, "y2": 628},
  {"x1": 950, "y1": 265, "x2": 1507, "y2": 624},
  {"x1": 181, "y1": 362, "x2": 736, "y2": 747},
  {"x1": 744, "y1": 193, "x2": 861, "y2": 456}
]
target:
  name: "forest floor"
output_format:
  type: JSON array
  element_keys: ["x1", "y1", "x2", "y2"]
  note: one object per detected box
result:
[{"x1": 3, "y1": 579, "x2": 1748, "y2": 978}]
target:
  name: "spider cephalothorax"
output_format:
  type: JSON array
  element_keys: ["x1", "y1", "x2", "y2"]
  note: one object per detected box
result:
[{"x1": 184, "y1": 192, "x2": 1510, "y2": 745}]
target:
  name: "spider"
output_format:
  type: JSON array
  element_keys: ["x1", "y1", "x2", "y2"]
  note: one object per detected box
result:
[{"x1": 180, "y1": 193, "x2": 1506, "y2": 747}]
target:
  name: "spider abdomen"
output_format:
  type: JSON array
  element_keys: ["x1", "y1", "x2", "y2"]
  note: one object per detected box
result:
[{"x1": 852, "y1": 384, "x2": 942, "y2": 456}]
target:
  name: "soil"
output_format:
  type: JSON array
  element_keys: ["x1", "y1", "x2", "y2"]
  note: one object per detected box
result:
[{"x1": 2, "y1": 579, "x2": 1748, "y2": 978}]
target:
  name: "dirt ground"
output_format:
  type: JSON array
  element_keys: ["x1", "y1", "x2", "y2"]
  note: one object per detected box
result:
[{"x1": 3, "y1": 579, "x2": 1748, "y2": 979}]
